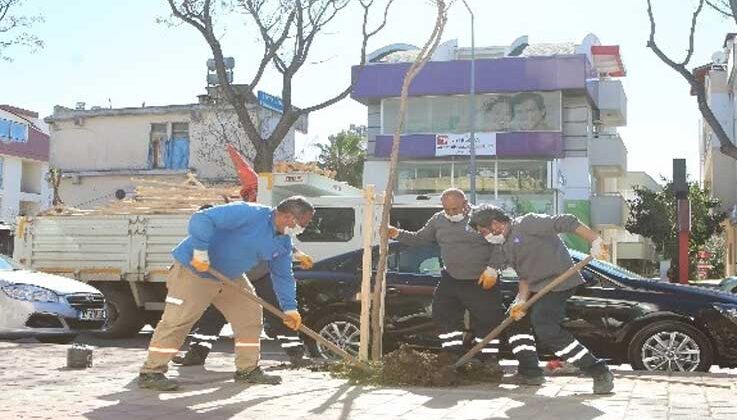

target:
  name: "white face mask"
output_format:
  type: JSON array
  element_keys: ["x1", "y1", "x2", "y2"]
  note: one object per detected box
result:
[
  {"x1": 284, "y1": 224, "x2": 305, "y2": 237},
  {"x1": 444, "y1": 212, "x2": 466, "y2": 223},
  {"x1": 485, "y1": 233, "x2": 506, "y2": 244}
]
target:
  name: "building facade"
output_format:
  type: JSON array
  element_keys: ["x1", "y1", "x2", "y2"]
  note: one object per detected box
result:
[
  {"x1": 351, "y1": 34, "x2": 657, "y2": 270},
  {"x1": 697, "y1": 34, "x2": 737, "y2": 276},
  {"x1": 45, "y1": 90, "x2": 305, "y2": 209},
  {"x1": 0, "y1": 105, "x2": 51, "y2": 254}
]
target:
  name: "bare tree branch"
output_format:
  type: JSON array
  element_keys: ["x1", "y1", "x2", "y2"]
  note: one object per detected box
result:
[
  {"x1": 646, "y1": 0, "x2": 737, "y2": 160},
  {"x1": 0, "y1": 0, "x2": 44, "y2": 62},
  {"x1": 683, "y1": 0, "x2": 705, "y2": 66},
  {"x1": 166, "y1": 0, "x2": 395, "y2": 171}
]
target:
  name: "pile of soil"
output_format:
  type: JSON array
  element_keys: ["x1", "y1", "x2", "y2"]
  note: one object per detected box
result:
[{"x1": 328, "y1": 345, "x2": 503, "y2": 387}]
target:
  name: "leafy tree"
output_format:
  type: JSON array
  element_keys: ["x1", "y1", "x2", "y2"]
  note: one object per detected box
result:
[
  {"x1": 315, "y1": 128, "x2": 366, "y2": 187},
  {"x1": 626, "y1": 180, "x2": 726, "y2": 280}
]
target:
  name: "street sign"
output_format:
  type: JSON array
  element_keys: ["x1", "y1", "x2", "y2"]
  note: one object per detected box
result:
[{"x1": 258, "y1": 91, "x2": 284, "y2": 114}]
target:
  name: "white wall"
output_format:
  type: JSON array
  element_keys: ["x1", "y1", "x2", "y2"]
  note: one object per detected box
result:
[{"x1": 0, "y1": 156, "x2": 22, "y2": 224}]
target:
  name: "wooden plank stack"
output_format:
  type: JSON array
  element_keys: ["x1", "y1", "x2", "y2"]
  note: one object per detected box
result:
[{"x1": 40, "y1": 174, "x2": 241, "y2": 216}]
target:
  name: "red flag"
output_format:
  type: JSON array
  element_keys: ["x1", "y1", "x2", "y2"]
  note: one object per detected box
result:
[{"x1": 226, "y1": 144, "x2": 258, "y2": 202}]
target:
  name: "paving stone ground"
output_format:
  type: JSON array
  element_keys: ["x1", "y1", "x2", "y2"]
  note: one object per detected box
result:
[{"x1": 1, "y1": 336, "x2": 735, "y2": 420}]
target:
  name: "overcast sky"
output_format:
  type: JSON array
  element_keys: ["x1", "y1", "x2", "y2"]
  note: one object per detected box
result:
[{"x1": 2, "y1": 0, "x2": 731, "y2": 182}]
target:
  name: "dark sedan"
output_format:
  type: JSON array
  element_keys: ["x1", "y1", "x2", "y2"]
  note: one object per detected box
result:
[{"x1": 294, "y1": 243, "x2": 737, "y2": 372}]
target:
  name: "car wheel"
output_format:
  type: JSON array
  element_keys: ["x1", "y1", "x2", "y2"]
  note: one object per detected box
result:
[
  {"x1": 628, "y1": 320, "x2": 713, "y2": 372},
  {"x1": 37, "y1": 335, "x2": 77, "y2": 344},
  {"x1": 306, "y1": 313, "x2": 361, "y2": 360},
  {"x1": 94, "y1": 286, "x2": 145, "y2": 339}
]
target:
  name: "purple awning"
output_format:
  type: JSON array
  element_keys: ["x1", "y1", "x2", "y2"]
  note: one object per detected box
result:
[
  {"x1": 374, "y1": 132, "x2": 563, "y2": 159},
  {"x1": 352, "y1": 55, "x2": 594, "y2": 103}
]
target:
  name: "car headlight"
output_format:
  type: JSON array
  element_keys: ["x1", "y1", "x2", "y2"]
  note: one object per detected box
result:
[
  {"x1": 713, "y1": 303, "x2": 737, "y2": 322},
  {"x1": 1, "y1": 284, "x2": 59, "y2": 303}
]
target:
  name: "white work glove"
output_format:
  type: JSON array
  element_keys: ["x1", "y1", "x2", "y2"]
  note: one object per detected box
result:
[
  {"x1": 590, "y1": 237, "x2": 607, "y2": 260},
  {"x1": 191, "y1": 249, "x2": 210, "y2": 272},
  {"x1": 508, "y1": 295, "x2": 527, "y2": 321}
]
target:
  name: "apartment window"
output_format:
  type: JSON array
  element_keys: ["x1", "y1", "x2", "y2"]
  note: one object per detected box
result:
[
  {"x1": 297, "y1": 208, "x2": 355, "y2": 242},
  {"x1": 149, "y1": 123, "x2": 167, "y2": 168}
]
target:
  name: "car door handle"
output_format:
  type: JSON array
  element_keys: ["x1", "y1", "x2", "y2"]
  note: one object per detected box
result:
[{"x1": 387, "y1": 287, "x2": 401, "y2": 296}]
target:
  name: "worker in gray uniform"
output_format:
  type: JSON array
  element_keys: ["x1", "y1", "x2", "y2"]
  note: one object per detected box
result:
[
  {"x1": 388, "y1": 188, "x2": 544, "y2": 384},
  {"x1": 469, "y1": 204, "x2": 614, "y2": 394}
]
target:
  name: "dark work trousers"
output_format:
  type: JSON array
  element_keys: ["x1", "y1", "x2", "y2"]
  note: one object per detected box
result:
[
  {"x1": 185, "y1": 275, "x2": 304, "y2": 359},
  {"x1": 433, "y1": 270, "x2": 543, "y2": 376},
  {"x1": 529, "y1": 287, "x2": 607, "y2": 375}
]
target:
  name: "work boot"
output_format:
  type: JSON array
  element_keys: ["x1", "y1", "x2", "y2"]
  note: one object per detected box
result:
[
  {"x1": 137, "y1": 373, "x2": 179, "y2": 391},
  {"x1": 592, "y1": 369, "x2": 614, "y2": 394},
  {"x1": 172, "y1": 350, "x2": 207, "y2": 366},
  {"x1": 505, "y1": 373, "x2": 546, "y2": 386},
  {"x1": 234, "y1": 367, "x2": 282, "y2": 385}
]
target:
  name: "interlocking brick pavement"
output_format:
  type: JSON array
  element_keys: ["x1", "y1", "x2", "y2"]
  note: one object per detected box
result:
[{"x1": 0, "y1": 339, "x2": 735, "y2": 420}]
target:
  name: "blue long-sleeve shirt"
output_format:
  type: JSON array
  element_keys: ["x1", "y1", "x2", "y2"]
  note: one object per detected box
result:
[{"x1": 171, "y1": 202, "x2": 297, "y2": 311}]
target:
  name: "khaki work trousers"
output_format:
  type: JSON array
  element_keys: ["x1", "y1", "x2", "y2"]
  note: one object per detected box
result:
[{"x1": 140, "y1": 263, "x2": 262, "y2": 374}]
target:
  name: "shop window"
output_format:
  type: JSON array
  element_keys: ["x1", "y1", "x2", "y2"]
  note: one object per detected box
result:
[{"x1": 297, "y1": 208, "x2": 355, "y2": 242}]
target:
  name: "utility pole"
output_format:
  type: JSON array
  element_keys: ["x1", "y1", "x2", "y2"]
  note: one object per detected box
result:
[
  {"x1": 673, "y1": 159, "x2": 690, "y2": 284},
  {"x1": 461, "y1": 0, "x2": 477, "y2": 204}
]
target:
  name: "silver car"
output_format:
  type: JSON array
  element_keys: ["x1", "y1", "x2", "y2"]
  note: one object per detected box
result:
[{"x1": 0, "y1": 255, "x2": 106, "y2": 343}]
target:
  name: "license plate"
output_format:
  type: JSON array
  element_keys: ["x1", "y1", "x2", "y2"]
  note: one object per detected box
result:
[{"x1": 79, "y1": 308, "x2": 106, "y2": 321}]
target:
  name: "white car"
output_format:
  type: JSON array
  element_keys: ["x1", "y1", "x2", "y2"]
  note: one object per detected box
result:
[{"x1": 0, "y1": 255, "x2": 106, "y2": 343}]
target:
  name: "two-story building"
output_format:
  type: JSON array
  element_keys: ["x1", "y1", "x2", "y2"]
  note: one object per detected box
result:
[
  {"x1": 351, "y1": 34, "x2": 657, "y2": 270},
  {"x1": 0, "y1": 105, "x2": 51, "y2": 254},
  {"x1": 44, "y1": 88, "x2": 306, "y2": 209},
  {"x1": 696, "y1": 33, "x2": 737, "y2": 276}
]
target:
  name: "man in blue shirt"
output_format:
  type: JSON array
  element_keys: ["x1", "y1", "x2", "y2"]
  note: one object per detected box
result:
[{"x1": 138, "y1": 196, "x2": 314, "y2": 391}]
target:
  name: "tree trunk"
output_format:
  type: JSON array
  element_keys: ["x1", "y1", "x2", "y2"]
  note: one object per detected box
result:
[
  {"x1": 370, "y1": 0, "x2": 448, "y2": 361},
  {"x1": 253, "y1": 149, "x2": 274, "y2": 173}
]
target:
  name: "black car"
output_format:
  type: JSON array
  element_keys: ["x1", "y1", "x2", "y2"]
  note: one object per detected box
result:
[{"x1": 294, "y1": 243, "x2": 737, "y2": 372}]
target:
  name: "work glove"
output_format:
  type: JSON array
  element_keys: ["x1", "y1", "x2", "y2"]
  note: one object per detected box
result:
[
  {"x1": 387, "y1": 225, "x2": 399, "y2": 239},
  {"x1": 590, "y1": 237, "x2": 608, "y2": 260},
  {"x1": 508, "y1": 296, "x2": 527, "y2": 321},
  {"x1": 283, "y1": 310, "x2": 302, "y2": 331},
  {"x1": 294, "y1": 250, "x2": 314, "y2": 270},
  {"x1": 477, "y1": 267, "x2": 498, "y2": 290},
  {"x1": 191, "y1": 249, "x2": 210, "y2": 272}
]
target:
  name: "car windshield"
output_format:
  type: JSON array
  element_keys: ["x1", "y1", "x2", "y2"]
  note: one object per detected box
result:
[
  {"x1": 0, "y1": 254, "x2": 24, "y2": 271},
  {"x1": 570, "y1": 250, "x2": 645, "y2": 280}
]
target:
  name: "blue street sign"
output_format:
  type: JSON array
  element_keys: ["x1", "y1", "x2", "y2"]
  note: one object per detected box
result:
[{"x1": 258, "y1": 91, "x2": 284, "y2": 114}]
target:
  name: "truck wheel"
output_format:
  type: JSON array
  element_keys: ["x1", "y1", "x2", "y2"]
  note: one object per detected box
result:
[{"x1": 95, "y1": 286, "x2": 146, "y2": 339}]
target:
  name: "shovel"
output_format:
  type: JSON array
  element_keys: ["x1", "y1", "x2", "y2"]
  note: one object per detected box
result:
[
  {"x1": 452, "y1": 256, "x2": 593, "y2": 369},
  {"x1": 207, "y1": 268, "x2": 372, "y2": 372}
]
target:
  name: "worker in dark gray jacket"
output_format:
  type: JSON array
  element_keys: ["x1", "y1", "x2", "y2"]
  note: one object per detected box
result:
[
  {"x1": 388, "y1": 188, "x2": 544, "y2": 384},
  {"x1": 469, "y1": 204, "x2": 614, "y2": 394}
]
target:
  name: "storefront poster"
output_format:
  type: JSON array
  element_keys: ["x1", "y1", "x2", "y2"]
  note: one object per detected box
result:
[{"x1": 435, "y1": 132, "x2": 496, "y2": 156}]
